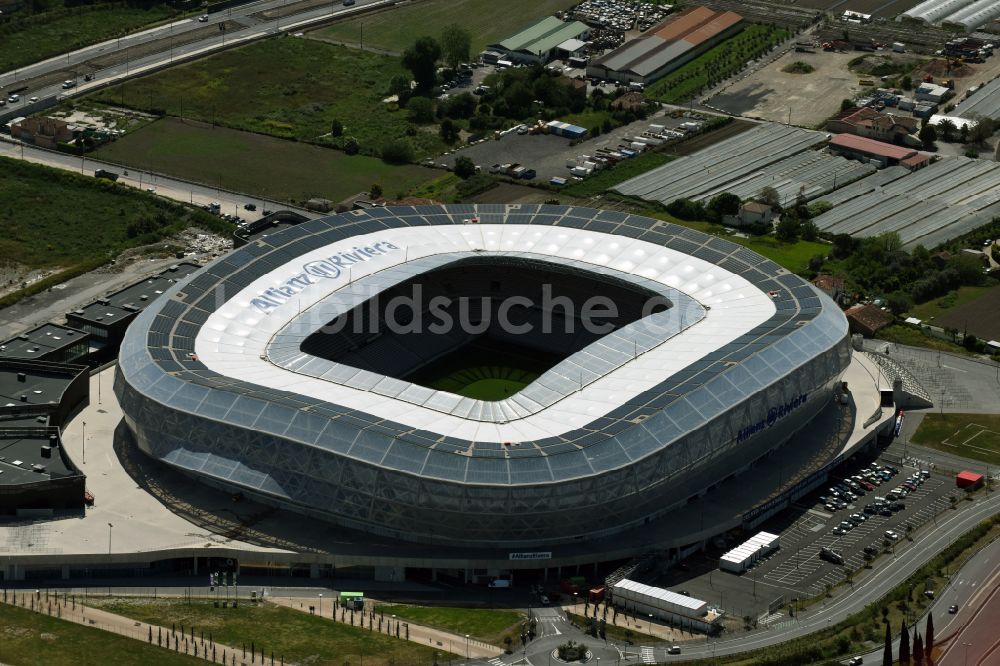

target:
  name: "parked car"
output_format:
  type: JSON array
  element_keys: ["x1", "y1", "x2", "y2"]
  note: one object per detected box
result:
[
  {"x1": 849, "y1": 657, "x2": 864, "y2": 666},
  {"x1": 244, "y1": 203, "x2": 257, "y2": 211},
  {"x1": 667, "y1": 646, "x2": 681, "y2": 655},
  {"x1": 885, "y1": 530, "x2": 900, "y2": 540},
  {"x1": 198, "y1": 14, "x2": 209, "y2": 21},
  {"x1": 863, "y1": 545, "x2": 880, "y2": 556},
  {"x1": 539, "y1": 595, "x2": 550, "y2": 605}
]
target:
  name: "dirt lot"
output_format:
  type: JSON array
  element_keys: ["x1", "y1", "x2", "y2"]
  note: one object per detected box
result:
[
  {"x1": 936, "y1": 286, "x2": 1000, "y2": 342},
  {"x1": 709, "y1": 50, "x2": 864, "y2": 127}
]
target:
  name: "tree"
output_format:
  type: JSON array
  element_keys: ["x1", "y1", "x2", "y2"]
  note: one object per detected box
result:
[
  {"x1": 801, "y1": 220, "x2": 819, "y2": 241},
  {"x1": 330, "y1": 119, "x2": 344, "y2": 137},
  {"x1": 439, "y1": 118, "x2": 459, "y2": 143},
  {"x1": 343, "y1": 137, "x2": 360, "y2": 155},
  {"x1": 407, "y1": 96, "x2": 435, "y2": 123},
  {"x1": 453, "y1": 155, "x2": 476, "y2": 179},
  {"x1": 439, "y1": 24, "x2": 471, "y2": 70},
  {"x1": 832, "y1": 233, "x2": 856, "y2": 259},
  {"x1": 960, "y1": 122, "x2": 969, "y2": 143},
  {"x1": 913, "y1": 632, "x2": 924, "y2": 666},
  {"x1": 380, "y1": 138, "x2": 414, "y2": 164},
  {"x1": 901, "y1": 74, "x2": 912, "y2": 90},
  {"x1": 938, "y1": 118, "x2": 957, "y2": 142},
  {"x1": 900, "y1": 623, "x2": 910, "y2": 666},
  {"x1": 402, "y1": 36, "x2": 441, "y2": 90},
  {"x1": 919, "y1": 124, "x2": 937, "y2": 150},
  {"x1": 925, "y1": 612, "x2": 934, "y2": 663},
  {"x1": 760, "y1": 186, "x2": 781, "y2": 210},
  {"x1": 707, "y1": 192, "x2": 742, "y2": 220},
  {"x1": 776, "y1": 216, "x2": 800, "y2": 243},
  {"x1": 840, "y1": 99, "x2": 855, "y2": 112},
  {"x1": 883, "y1": 622, "x2": 893, "y2": 666},
  {"x1": 967, "y1": 114, "x2": 995, "y2": 145},
  {"x1": 369, "y1": 183, "x2": 383, "y2": 199},
  {"x1": 886, "y1": 291, "x2": 912, "y2": 315}
]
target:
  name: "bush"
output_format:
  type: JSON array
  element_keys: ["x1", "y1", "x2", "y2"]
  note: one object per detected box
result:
[
  {"x1": 455, "y1": 173, "x2": 497, "y2": 199},
  {"x1": 453, "y1": 155, "x2": 476, "y2": 179},
  {"x1": 380, "y1": 138, "x2": 414, "y2": 164},
  {"x1": 407, "y1": 96, "x2": 435, "y2": 123},
  {"x1": 343, "y1": 137, "x2": 360, "y2": 155},
  {"x1": 330, "y1": 119, "x2": 344, "y2": 137},
  {"x1": 666, "y1": 197, "x2": 706, "y2": 220}
]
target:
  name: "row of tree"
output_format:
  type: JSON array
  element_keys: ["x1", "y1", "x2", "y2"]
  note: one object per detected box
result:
[{"x1": 883, "y1": 612, "x2": 934, "y2": 666}]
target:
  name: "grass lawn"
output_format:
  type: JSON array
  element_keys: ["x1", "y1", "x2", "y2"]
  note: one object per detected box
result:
[
  {"x1": 911, "y1": 413, "x2": 1000, "y2": 465},
  {"x1": 0, "y1": 3, "x2": 176, "y2": 73},
  {"x1": 375, "y1": 603, "x2": 525, "y2": 645},
  {"x1": 909, "y1": 285, "x2": 998, "y2": 322},
  {"x1": 875, "y1": 324, "x2": 975, "y2": 357},
  {"x1": 310, "y1": 0, "x2": 579, "y2": 55},
  {"x1": 94, "y1": 117, "x2": 436, "y2": 205},
  {"x1": 89, "y1": 37, "x2": 445, "y2": 157},
  {"x1": 0, "y1": 156, "x2": 223, "y2": 271},
  {"x1": 562, "y1": 153, "x2": 674, "y2": 199},
  {"x1": 89, "y1": 598, "x2": 447, "y2": 666},
  {"x1": 0, "y1": 602, "x2": 204, "y2": 666},
  {"x1": 646, "y1": 25, "x2": 789, "y2": 104}
]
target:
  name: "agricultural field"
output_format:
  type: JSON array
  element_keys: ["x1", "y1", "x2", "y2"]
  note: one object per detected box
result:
[
  {"x1": 89, "y1": 37, "x2": 446, "y2": 158},
  {"x1": 909, "y1": 285, "x2": 998, "y2": 323},
  {"x1": 89, "y1": 598, "x2": 446, "y2": 666},
  {"x1": 933, "y1": 285, "x2": 1000, "y2": 343},
  {"x1": 94, "y1": 117, "x2": 436, "y2": 206},
  {"x1": 646, "y1": 25, "x2": 789, "y2": 105},
  {"x1": 0, "y1": 2, "x2": 176, "y2": 73},
  {"x1": 0, "y1": 602, "x2": 203, "y2": 666},
  {"x1": 912, "y1": 413, "x2": 1000, "y2": 465},
  {"x1": 310, "y1": 0, "x2": 578, "y2": 55}
]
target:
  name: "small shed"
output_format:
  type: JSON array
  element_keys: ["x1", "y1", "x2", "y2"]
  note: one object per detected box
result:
[{"x1": 956, "y1": 470, "x2": 984, "y2": 490}]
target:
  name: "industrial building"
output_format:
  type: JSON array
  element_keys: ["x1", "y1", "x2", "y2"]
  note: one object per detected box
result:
[
  {"x1": 901, "y1": 0, "x2": 1000, "y2": 32},
  {"x1": 116, "y1": 204, "x2": 851, "y2": 551},
  {"x1": 612, "y1": 579, "x2": 722, "y2": 633},
  {"x1": 950, "y1": 73, "x2": 1000, "y2": 120},
  {"x1": 0, "y1": 425, "x2": 84, "y2": 517},
  {"x1": 484, "y1": 16, "x2": 591, "y2": 64},
  {"x1": 65, "y1": 262, "x2": 200, "y2": 362},
  {"x1": 612, "y1": 124, "x2": 875, "y2": 208},
  {"x1": 826, "y1": 134, "x2": 930, "y2": 170},
  {"x1": 0, "y1": 359, "x2": 89, "y2": 428},
  {"x1": 0, "y1": 323, "x2": 91, "y2": 365},
  {"x1": 587, "y1": 6, "x2": 743, "y2": 85},
  {"x1": 812, "y1": 156, "x2": 1000, "y2": 249}
]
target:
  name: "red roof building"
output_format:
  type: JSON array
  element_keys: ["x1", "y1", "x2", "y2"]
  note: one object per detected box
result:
[
  {"x1": 845, "y1": 303, "x2": 894, "y2": 337},
  {"x1": 828, "y1": 134, "x2": 930, "y2": 170},
  {"x1": 956, "y1": 470, "x2": 984, "y2": 489}
]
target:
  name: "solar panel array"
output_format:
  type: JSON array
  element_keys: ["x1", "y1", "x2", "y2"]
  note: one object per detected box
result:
[{"x1": 812, "y1": 156, "x2": 1000, "y2": 249}]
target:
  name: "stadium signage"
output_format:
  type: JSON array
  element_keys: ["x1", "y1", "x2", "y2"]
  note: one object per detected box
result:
[
  {"x1": 249, "y1": 241, "x2": 401, "y2": 314},
  {"x1": 509, "y1": 552, "x2": 552, "y2": 561},
  {"x1": 736, "y1": 393, "x2": 808, "y2": 444}
]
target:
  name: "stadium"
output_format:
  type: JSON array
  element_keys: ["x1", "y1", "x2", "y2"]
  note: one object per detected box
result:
[{"x1": 115, "y1": 204, "x2": 852, "y2": 550}]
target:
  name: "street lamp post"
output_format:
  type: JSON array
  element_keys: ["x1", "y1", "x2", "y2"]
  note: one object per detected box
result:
[
  {"x1": 465, "y1": 634, "x2": 470, "y2": 659},
  {"x1": 963, "y1": 642, "x2": 972, "y2": 666},
  {"x1": 82, "y1": 421, "x2": 86, "y2": 464},
  {"x1": 318, "y1": 593, "x2": 323, "y2": 618},
  {"x1": 107, "y1": 522, "x2": 113, "y2": 555}
]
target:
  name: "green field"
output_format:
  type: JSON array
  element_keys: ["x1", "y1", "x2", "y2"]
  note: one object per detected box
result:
[
  {"x1": 0, "y1": 156, "x2": 223, "y2": 271},
  {"x1": 646, "y1": 25, "x2": 789, "y2": 104},
  {"x1": 912, "y1": 413, "x2": 1000, "y2": 465},
  {"x1": 875, "y1": 324, "x2": 974, "y2": 356},
  {"x1": 375, "y1": 604, "x2": 525, "y2": 645},
  {"x1": 89, "y1": 37, "x2": 445, "y2": 157},
  {"x1": 89, "y1": 598, "x2": 448, "y2": 666},
  {"x1": 909, "y1": 285, "x2": 999, "y2": 322},
  {"x1": 428, "y1": 366, "x2": 539, "y2": 400},
  {"x1": 311, "y1": 0, "x2": 578, "y2": 55},
  {"x1": 94, "y1": 118, "x2": 436, "y2": 205},
  {"x1": 0, "y1": 602, "x2": 204, "y2": 666},
  {"x1": 0, "y1": 3, "x2": 176, "y2": 73}
]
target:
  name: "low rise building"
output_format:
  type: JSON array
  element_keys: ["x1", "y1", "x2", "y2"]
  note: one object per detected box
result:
[
  {"x1": 845, "y1": 303, "x2": 894, "y2": 337},
  {"x1": 915, "y1": 82, "x2": 952, "y2": 104},
  {"x1": 485, "y1": 16, "x2": 591, "y2": 65},
  {"x1": 828, "y1": 134, "x2": 930, "y2": 170},
  {"x1": 10, "y1": 116, "x2": 73, "y2": 149},
  {"x1": 612, "y1": 579, "x2": 722, "y2": 633},
  {"x1": 812, "y1": 275, "x2": 845, "y2": 303},
  {"x1": 826, "y1": 106, "x2": 918, "y2": 145}
]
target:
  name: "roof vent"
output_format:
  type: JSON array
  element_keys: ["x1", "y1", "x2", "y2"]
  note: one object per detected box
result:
[
  {"x1": 19, "y1": 395, "x2": 27, "y2": 402},
  {"x1": 40, "y1": 446, "x2": 51, "y2": 459},
  {"x1": 32, "y1": 464, "x2": 45, "y2": 473},
  {"x1": 17, "y1": 372, "x2": 25, "y2": 382}
]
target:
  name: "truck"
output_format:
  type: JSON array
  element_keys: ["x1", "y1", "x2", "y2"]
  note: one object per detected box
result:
[
  {"x1": 892, "y1": 42, "x2": 905, "y2": 53},
  {"x1": 94, "y1": 169, "x2": 119, "y2": 181}
]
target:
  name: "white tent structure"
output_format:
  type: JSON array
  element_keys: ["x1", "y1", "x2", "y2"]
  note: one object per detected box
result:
[
  {"x1": 941, "y1": 0, "x2": 1000, "y2": 32},
  {"x1": 719, "y1": 531, "x2": 780, "y2": 573},
  {"x1": 612, "y1": 579, "x2": 722, "y2": 632}
]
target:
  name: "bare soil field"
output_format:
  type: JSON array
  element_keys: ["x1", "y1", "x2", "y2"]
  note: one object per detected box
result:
[
  {"x1": 709, "y1": 50, "x2": 861, "y2": 127},
  {"x1": 936, "y1": 286, "x2": 1000, "y2": 342}
]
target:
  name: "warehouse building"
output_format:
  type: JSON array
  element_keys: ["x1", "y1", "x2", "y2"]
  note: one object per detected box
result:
[
  {"x1": 587, "y1": 6, "x2": 743, "y2": 85},
  {"x1": 612, "y1": 579, "x2": 722, "y2": 633},
  {"x1": 827, "y1": 134, "x2": 930, "y2": 170},
  {"x1": 484, "y1": 16, "x2": 591, "y2": 64}
]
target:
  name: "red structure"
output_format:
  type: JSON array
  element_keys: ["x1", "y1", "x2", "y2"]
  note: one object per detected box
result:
[{"x1": 956, "y1": 470, "x2": 984, "y2": 489}]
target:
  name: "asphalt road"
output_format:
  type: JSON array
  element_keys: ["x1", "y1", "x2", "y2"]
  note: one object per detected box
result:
[{"x1": 0, "y1": 0, "x2": 392, "y2": 120}]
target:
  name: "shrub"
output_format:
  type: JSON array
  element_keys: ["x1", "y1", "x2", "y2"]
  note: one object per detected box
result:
[{"x1": 380, "y1": 138, "x2": 414, "y2": 164}]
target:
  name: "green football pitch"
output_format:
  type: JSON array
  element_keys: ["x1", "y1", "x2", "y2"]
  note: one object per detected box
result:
[{"x1": 428, "y1": 366, "x2": 538, "y2": 401}]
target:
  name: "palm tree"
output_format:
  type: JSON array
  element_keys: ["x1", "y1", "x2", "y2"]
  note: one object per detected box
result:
[{"x1": 938, "y1": 119, "x2": 957, "y2": 142}]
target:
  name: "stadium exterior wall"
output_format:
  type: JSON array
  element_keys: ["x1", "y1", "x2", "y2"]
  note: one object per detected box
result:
[{"x1": 114, "y1": 205, "x2": 851, "y2": 550}]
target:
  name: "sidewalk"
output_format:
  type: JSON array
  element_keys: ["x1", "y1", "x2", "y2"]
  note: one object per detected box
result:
[
  {"x1": 560, "y1": 601, "x2": 697, "y2": 643},
  {"x1": 268, "y1": 596, "x2": 503, "y2": 659}
]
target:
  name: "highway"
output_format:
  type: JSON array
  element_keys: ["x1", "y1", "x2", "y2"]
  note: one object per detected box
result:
[{"x1": 0, "y1": 0, "x2": 393, "y2": 123}]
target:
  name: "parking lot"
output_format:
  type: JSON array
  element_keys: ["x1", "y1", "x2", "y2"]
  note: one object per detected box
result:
[
  {"x1": 454, "y1": 109, "x2": 707, "y2": 183},
  {"x1": 644, "y1": 457, "x2": 962, "y2": 625}
]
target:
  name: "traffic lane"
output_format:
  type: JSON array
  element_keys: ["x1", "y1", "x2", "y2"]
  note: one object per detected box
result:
[
  {"x1": 932, "y1": 537, "x2": 1000, "y2": 636},
  {"x1": 936, "y1": 582, "x2": 1000, "y2": 666}
]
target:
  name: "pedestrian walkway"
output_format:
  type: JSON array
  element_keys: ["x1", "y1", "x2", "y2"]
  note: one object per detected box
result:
[
  {"x1": 561, "y1": 601, "x2": 694, "y2": 642},
  {"x1": 268, "y1": 596, "x2": 503, "y2": 659},
  {"x1": 640, "y1": 646, "x2": 656, "y2": 663}
]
